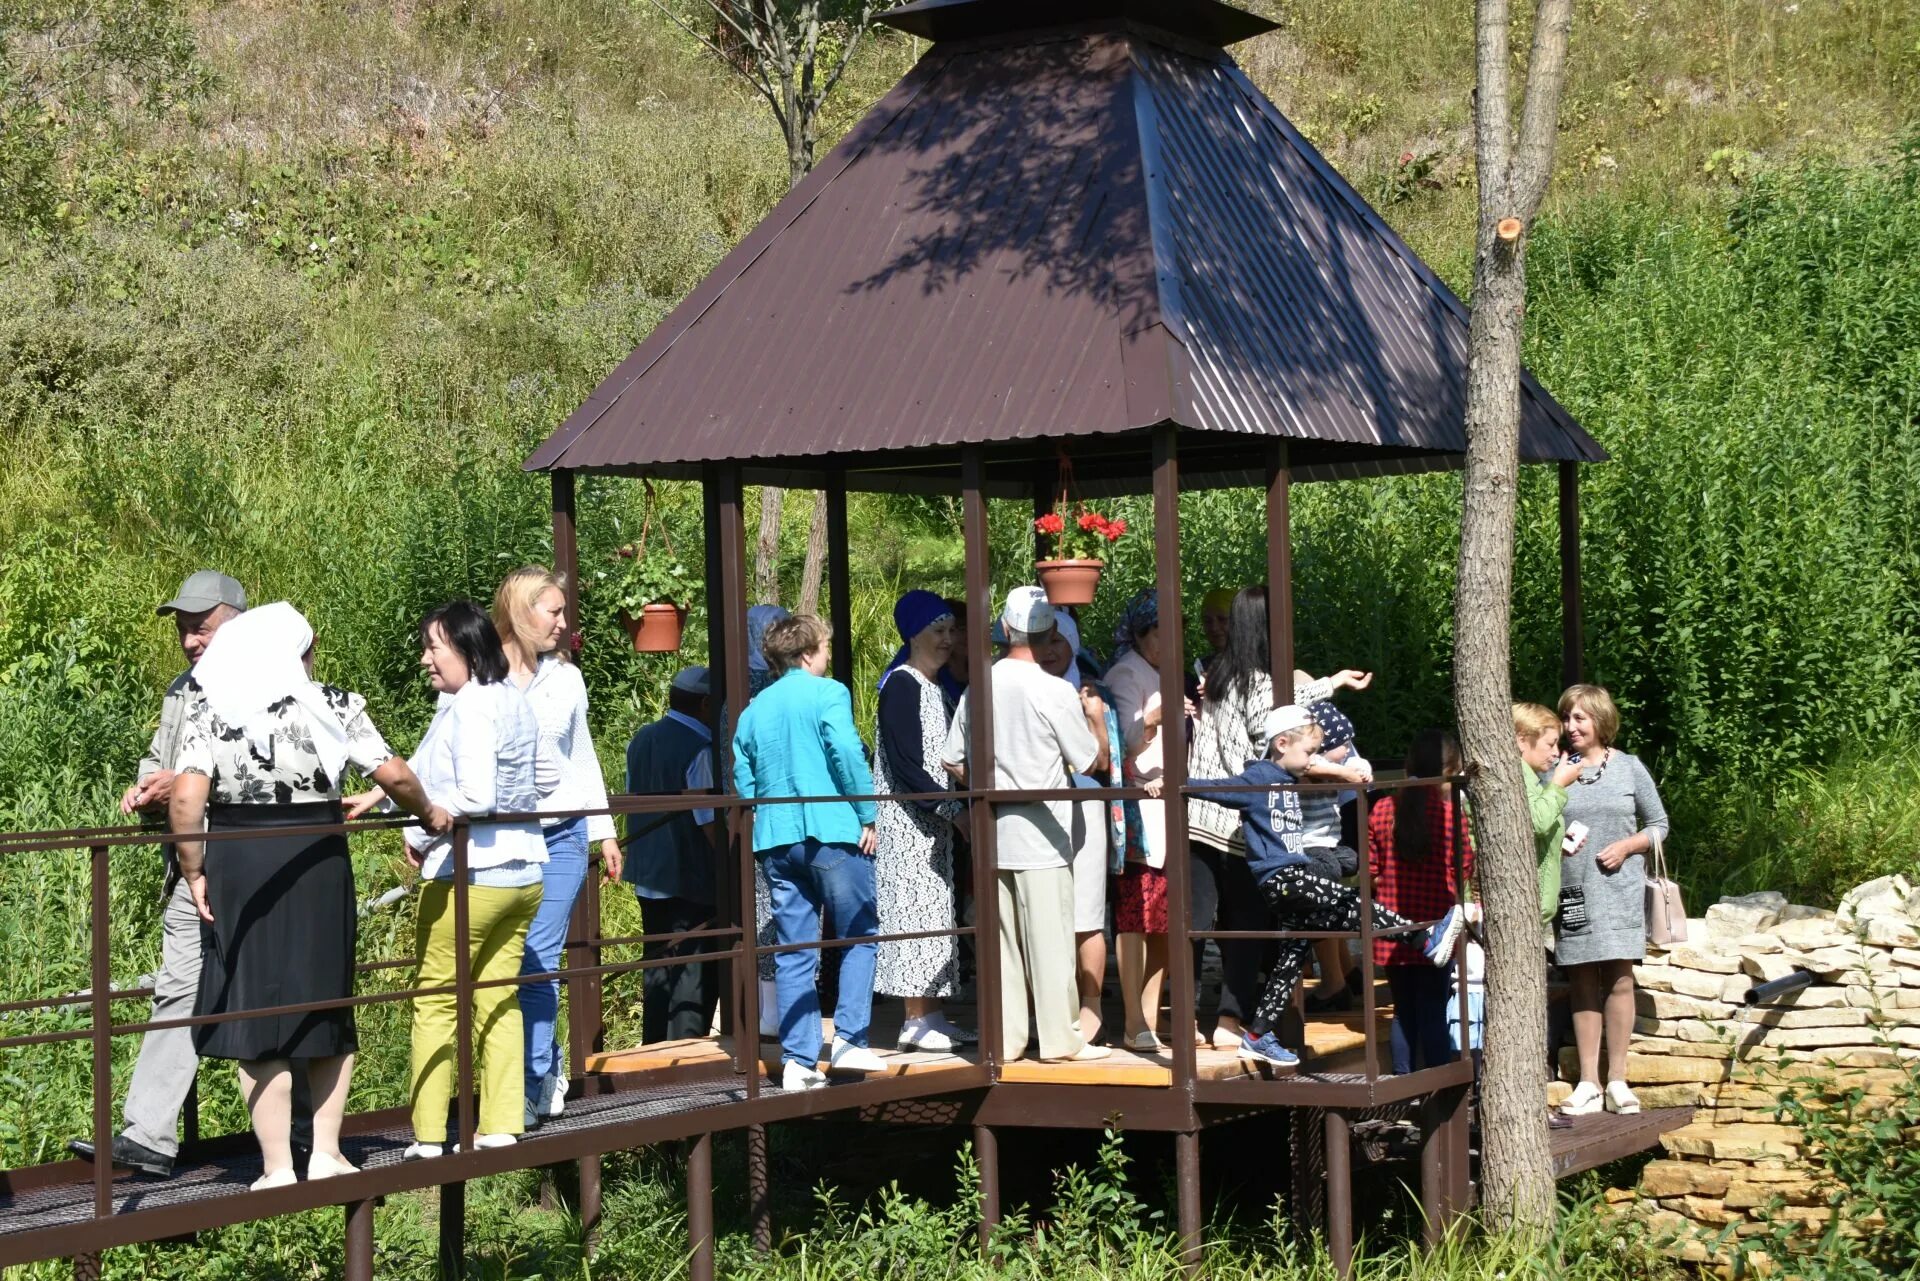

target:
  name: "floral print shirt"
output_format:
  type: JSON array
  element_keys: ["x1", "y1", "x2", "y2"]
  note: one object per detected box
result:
[{"x1": 175, "y1": 681, "x2": 395, "y2": 805}]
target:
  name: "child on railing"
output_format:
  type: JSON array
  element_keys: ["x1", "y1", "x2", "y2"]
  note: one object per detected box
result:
[{"x1": 1173, "y1": 707, "x2": 1464, "y2": 1070}]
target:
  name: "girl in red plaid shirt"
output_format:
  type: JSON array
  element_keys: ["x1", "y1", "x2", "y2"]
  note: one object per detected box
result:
[{"x1": 1367, "y1": 730, "x2": 1474, "y2": 1074}]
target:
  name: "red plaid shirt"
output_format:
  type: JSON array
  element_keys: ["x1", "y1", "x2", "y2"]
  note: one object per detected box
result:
[{"x1": 1367, "y1": 790, "x2": 1473, "y2": 967}]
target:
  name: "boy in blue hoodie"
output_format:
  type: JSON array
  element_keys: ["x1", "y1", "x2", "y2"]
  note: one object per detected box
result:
[{"x1": 1186, "y1": 705, "x2": 1464, "y2": 1069}]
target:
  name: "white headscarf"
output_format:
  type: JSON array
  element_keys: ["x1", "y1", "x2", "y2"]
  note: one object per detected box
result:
[
  {"x1": 1054, "y1": 614, "x2": 1085, "y2": 691},
  {"x1": 192, "y1": 601, "x2": 351, "y2": 785}
]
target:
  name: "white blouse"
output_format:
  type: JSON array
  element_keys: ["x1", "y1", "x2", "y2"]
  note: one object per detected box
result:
[
  {"x1": 405, "y1": 680, "x2": 557, "y2": 880},
  {"x1": 515, "y1": 656, "x2": 616, "y2": 843}
]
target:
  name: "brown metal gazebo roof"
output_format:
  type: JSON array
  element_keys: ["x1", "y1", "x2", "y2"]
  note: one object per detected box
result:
[{"x1": 525, "y1": 0, "x2": 1604, "y2": 492}]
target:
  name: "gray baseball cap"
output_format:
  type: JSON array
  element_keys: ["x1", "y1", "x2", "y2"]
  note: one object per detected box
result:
[
  {"x1": 671, "y1": 666, "x2": 712, "y2": 695},
  {"x1": 157, "y1": 570, "x2": 247, "y2": 617}
]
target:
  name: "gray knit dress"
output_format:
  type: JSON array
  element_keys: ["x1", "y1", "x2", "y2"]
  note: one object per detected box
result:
[{"x1": 1554, "y1": 749, "x2": 1670, "y2": 966}]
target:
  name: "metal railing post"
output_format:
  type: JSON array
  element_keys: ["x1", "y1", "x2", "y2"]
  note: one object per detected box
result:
[
  {"x1": 1357, "y1": 788, "x2": 1378, "y2": 1080},
  {"x1": 451, "y1": 820, "x2": 476, "y2": 1151},
  {"x1": 88, "y1": 843, "x2": 112, "y2": 1221}
]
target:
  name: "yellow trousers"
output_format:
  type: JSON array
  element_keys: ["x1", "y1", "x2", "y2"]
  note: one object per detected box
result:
[{"x1": 411, "y1": 880, "x2": 542, "y2": 1142}]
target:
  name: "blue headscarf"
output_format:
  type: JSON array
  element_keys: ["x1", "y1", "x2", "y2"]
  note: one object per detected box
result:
[
  {"x1": 1111, "y1": 588, "x2": 1159, "y2": 659},
  {"x1": 878, "y1": 590, "x2": 955, "y2": 693}
]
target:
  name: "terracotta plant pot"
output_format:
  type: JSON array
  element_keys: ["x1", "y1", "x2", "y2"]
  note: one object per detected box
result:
[
  {"x1": 1035, "y1": 558, "x2": 1105, "y2": 606},
  {"x1": 621, "y1": 602, "x2": 686, "y2": 653}
]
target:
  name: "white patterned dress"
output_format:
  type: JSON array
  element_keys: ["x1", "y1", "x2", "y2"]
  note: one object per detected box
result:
[{"x1": 872, "y1": 666, "x2": 963, "y2": 998}]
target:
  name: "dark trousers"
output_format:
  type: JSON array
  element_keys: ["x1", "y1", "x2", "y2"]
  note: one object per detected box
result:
[
  {"x1": 1249, "y1": 866, "x2": 1415, "y2": 1037},
  {"x1": 1190, "y1": 843, "x2": 1267, "y2": 1026},
  {"x1": 639, "y1": 895, "x2": 722, "y2": 1045},
  {"x1": 1385, "y1": 964, "x2": 1454, "y2": 1074}
]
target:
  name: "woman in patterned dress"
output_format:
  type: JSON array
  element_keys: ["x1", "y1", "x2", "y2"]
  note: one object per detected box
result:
[
  {"x1": 872, "y1": 591, "x2": 972, "y2": 1051},
  {"x1": 170, "y1": 603, "x2": 447, "y2": 1188}
]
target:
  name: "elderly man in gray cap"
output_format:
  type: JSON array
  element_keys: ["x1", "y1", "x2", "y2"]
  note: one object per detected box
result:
[
  {"x1": 70, "y1": 571, "x2": 247, "y2": 1177},
  {"x1": 624, "y1": 666, "x2": 723, "y2": 1044}
]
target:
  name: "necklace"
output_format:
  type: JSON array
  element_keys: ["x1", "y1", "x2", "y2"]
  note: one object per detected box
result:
[{"x1": 1572, "y1": 748, "x2": 1611, "y2": 786}]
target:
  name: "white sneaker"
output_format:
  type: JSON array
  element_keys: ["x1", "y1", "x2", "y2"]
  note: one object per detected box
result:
[
  {"x1": 453, "y1": 1133, "x2": 519, "y2": 1153},
  {"x1": 780, "y1": 1060, "x2": 828, "y2": 1091},
  {"x1": 1605, "y1": 1081, "x2": 1641, "y2": 1115},
  {"x1": 1043, "y1": 1043, "x2": 1112, "y2": 1063},
  {"x1": 1559, "y1": 1081, "x2": 1604, "y2": 1116},
  {"x1": 547, "y1": 1071, "x2": 568, "y2": 1118},
  {"x1": 829, "y1": 1038, "x2": 887, "y2": 1072},
  {"x1": 926, "y1": 1014, "x2": 978, "y2": 1044},
  {"x1": 251, "y1": 1167, "x2": 297, "y2": 1190},
  {"x1": 401, "y1": 1142, "x2": 444, "y2": 1161},
  {"x1": 897, "y1": 1018, "x2": 956, "y2": 1052}
]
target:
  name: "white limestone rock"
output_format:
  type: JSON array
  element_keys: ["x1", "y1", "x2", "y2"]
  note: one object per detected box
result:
[
  {"x1": 1708, "y1": 900, "x2": 1782, "y2": 939},
  {"x1": 1669, "y1": 944, "x2": 1743, "y2": 975},
  {"x1": 1864, "y1": 916, "x2": 1920, "y2": 948},
  {"x1": 1775, "y1": 918, "x2": 1855, "y2": 951}
]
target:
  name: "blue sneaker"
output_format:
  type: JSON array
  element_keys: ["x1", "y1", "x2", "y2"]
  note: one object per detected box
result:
[
  {"x1": 1424, "y1": 905, "x2": 1465, "y2": 967},
  {"x1": 1238, "y1": 1030, "x2": 1299, "y2": 1069}
]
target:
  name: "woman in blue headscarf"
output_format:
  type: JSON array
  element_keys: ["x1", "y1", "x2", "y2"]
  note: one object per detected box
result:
[{"x1": 871, "y1": 590, "x2": 973, "y2": 1049}]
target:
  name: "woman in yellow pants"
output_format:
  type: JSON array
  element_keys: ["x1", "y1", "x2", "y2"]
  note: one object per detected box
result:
[{"x1": 353, "y1": 599, "x2": 555, "y2": 1157}]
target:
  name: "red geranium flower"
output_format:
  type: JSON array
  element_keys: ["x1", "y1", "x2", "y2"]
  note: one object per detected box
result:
[{"x1": 1035, "y1": 512, "x2": 1065, "y2": 535}]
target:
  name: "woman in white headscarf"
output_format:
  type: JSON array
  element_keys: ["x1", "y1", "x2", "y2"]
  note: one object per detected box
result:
[{"x1": 171, "y1": 603, "x2": 447, "y2": 1189}]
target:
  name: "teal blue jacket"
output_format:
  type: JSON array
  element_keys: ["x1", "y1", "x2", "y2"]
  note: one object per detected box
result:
[{"x1": 731, "y1": 669, "x2": 877, "y2": 853}]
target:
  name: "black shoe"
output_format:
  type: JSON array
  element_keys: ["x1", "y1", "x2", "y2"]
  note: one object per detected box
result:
[
  {"x1": 1305, "y1": 988, "x2": 1356, "y2": 1014},
  {"x1": 69, "y1": 1135, "x2": 174, "y2": 1178}
]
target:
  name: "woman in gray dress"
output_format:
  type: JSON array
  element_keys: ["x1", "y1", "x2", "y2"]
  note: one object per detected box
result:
[{"x1": 1553, "y1": 683, "x2": 1670, "y2": 1118}]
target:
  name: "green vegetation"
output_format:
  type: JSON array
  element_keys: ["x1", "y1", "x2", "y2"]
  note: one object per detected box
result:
[{"x1": 1, "y1": 0, "x2": 1918, "y2": 1273}]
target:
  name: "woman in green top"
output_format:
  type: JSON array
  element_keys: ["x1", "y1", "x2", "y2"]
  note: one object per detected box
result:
[{"x1": 1514, "y1": 702, "x2": 1582, "y2": 936}]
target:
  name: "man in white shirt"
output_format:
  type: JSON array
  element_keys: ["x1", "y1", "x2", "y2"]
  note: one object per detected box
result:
[{"x1": 943, "y1": 588, "x2": 1111, "y2": 1063}]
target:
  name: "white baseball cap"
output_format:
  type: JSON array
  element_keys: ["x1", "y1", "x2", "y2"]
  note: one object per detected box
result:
[
  {"x1": 1001, "y1": 586, "x2": 1056, "y2": 637},
  {"x1": 1263, "y1": 704, "x2": 1312, "y2": 747}
]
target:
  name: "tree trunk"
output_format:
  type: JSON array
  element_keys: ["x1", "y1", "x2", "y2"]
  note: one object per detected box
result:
[
  {"x1": 754, "y1": 486, "x2": 784, "y2": 605},
  {"x1": 1457, "y1": 247, "x2": 1555, "y2": 1232},
  {"x1": 1461, "y1": 0, "x2": 1574, "y2": 1235},
  {"x1": 796, "y1": 489, "x2": 828, "y2": 616}
]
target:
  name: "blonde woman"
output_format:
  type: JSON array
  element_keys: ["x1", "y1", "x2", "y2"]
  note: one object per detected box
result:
[
  {"x1": 494, "y1": 566, "x2": 622, "y2": 1127},
  {"x1": 1555, "y1": 684, "x2": 1670, "y2": 1118}
]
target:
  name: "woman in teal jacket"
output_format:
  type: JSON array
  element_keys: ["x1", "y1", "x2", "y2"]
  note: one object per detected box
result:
[{"x1": 731, "y1": 614, "x2": 883, "y2": 1090}]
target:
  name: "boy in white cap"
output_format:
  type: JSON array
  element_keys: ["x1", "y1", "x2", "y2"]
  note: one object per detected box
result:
[
  {"x1": 942, "y1": 587, "x2": 1111, "y2": 1063},
  {"x1": 1184, "y1": 705, "x2": 1463, "y2": 1069}
]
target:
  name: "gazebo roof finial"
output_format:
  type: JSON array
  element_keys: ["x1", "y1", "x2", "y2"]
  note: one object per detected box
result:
[{"x1": 879, "y1": 0, "x2": 1278, "y2": 47}]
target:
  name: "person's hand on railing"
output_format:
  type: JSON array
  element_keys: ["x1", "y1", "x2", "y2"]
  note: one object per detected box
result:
[
  {"x1": 599, "y1": 837, "x2": 624, "y2": 884},
  {"x1": 1140, "y1": 777, "x2": 1164, "y2": 798},
  {"x1": 343, "y1": 787, "x2": 387, "y2": 820},
  {"x1": 421, "y1": 804, "x2": 454, "y2": 836}
]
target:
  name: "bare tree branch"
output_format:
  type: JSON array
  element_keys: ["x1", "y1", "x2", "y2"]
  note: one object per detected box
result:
[
  {"x1": 1511, "y1": 0, "x2": 1573, "y2": 216},
  {"x1": 645, "y1": 0, "x2": 780, "y2": 115},
  {"x1": 1473, "y1": 0, "x2": 1515, "y2": 219}
]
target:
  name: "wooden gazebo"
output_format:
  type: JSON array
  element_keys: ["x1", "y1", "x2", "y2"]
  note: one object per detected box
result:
[{"x1": 525, "y1": 0, "x2": 1607, "y2": 1268}]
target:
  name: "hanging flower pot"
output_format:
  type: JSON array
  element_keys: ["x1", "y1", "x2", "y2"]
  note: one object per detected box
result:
[
  {"x1": 621, "y1": 602, "x2": 686, "y2": 653},
  {"x1": 1033, "y1": 502, "x2": 1128, "y2": 606},
  {"x1": 1035, "y1": 558, "x2": 1105, "y2": 606}
]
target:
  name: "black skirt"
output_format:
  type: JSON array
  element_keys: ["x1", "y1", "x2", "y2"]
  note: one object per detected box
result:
[{"x1": 193, "y1": 800, "x2": 358, "y2": 1061}]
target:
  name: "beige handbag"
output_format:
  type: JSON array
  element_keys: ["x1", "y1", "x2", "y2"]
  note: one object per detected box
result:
[{"x1": 1644, "y1": 831, "x2": 1688, "y2": 946}]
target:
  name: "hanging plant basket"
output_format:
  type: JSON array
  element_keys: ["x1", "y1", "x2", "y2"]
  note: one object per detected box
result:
[
  {"x1": 1036, "y1": 559, "x2": 1105, "y2": 606},
  {"x1": 620, "y1": 602, "x2": 686, "y2": 653}
]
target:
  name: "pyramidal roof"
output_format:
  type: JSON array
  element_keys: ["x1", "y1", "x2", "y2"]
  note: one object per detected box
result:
[{"x1": 526, "y1": 0, "x2": 1603, "y2": 490}]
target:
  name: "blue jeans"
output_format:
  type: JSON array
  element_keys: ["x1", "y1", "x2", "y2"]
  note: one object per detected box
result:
[
  {"x1": 1386, "y1": 964, "x2": 1454, "y2": 1074},
  {"x1": 520, "y1": 817, "x2": 589, "y2": 1100},
  {"x1": 763, "y1": 839, "x2": 878, "y2": 1068}
]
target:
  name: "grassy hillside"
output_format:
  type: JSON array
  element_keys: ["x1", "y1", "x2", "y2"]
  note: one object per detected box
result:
[{"x1": 0, "y1": 0, "x2": 1917, "y2": 1274}]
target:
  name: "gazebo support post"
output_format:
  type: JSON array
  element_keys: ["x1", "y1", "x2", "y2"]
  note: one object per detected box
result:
[
  {"x1": 974, "y1": 1122, "x2": 1000, "y2": 1247},
  {"x1": 961, "y1": 446, "x2": 1005, "y2": 1253},
  {"x1": 1325, "y1": 1108, "x2": 1354, "y2": 1278},
  {"x1": 551, "y1": 468, "x2": 603, "y2": 1233},
  {"x1": 1154, "y1": 424, "x2": 1196, "y2": 1091},
  {"x1": 747, "y1": 1124, "x2": 773, "y2": 1253},
  {"x1": 716, "y1": 464, "x2": 760, "y2": 1096},
  {"x1": 827, "y1": 474, "x2": 853, "y2": 687},
  {"x1": 1559, "y1": 461, "x2": 1583, "y2": 688},
  {"x1": 1174, "y1": 1128, "x2": 1203, "y2": 1273},
  {"x1": 1266, "y1": 442, "x2": 1295, "y2": 705},
  {"x1": 704, "y1": 471, "x2": 739, "y2": 1042}
]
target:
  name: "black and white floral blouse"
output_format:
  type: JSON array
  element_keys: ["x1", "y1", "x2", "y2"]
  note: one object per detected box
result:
[{"x1": 175, "y1": 682, "x2": 395, "y2": 805}]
